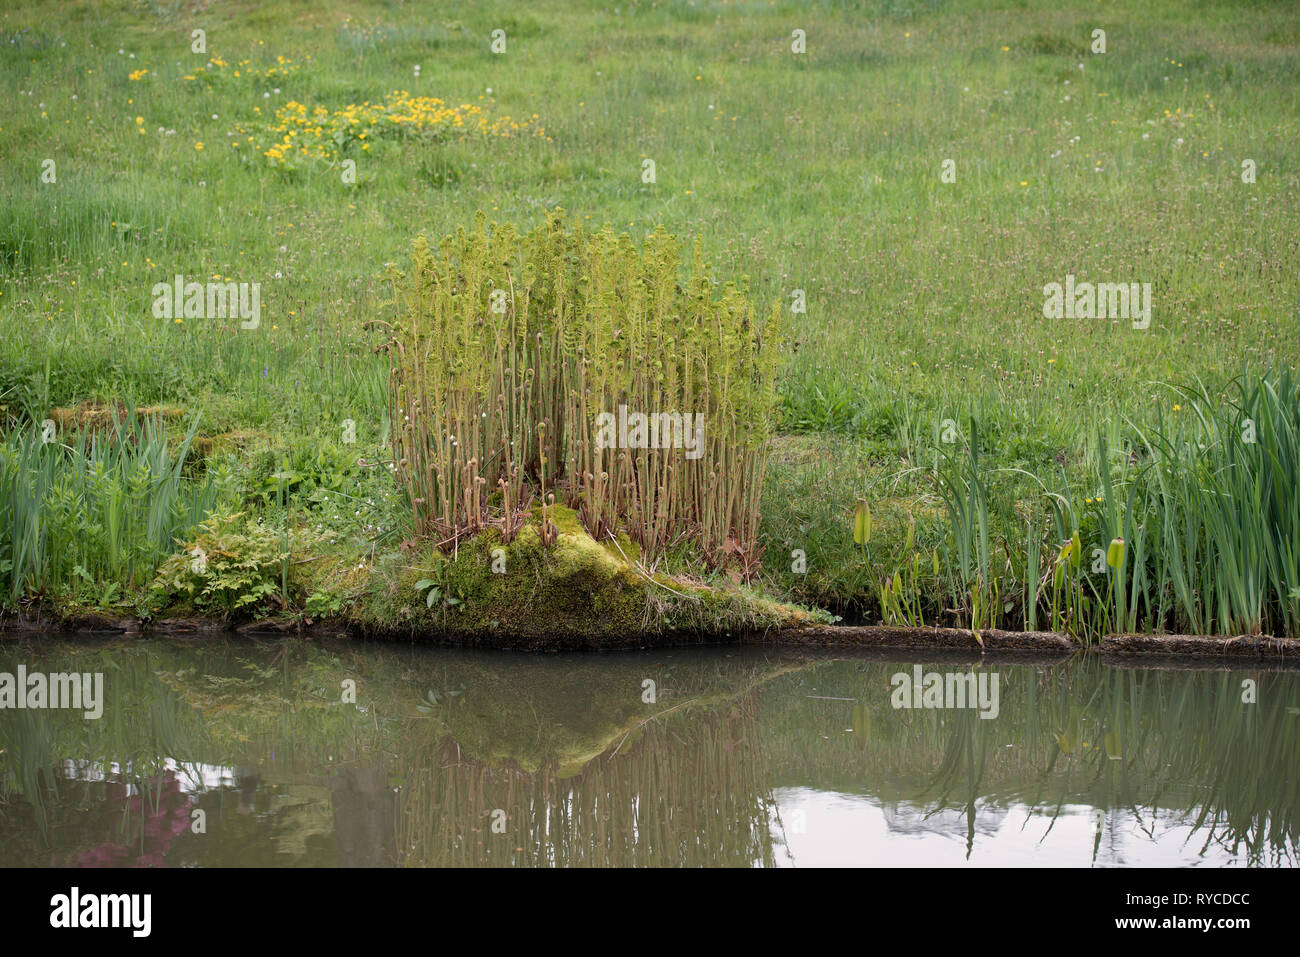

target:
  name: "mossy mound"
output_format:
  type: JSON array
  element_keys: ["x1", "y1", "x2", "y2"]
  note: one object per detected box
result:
[
  {"x1": 48, "y1": 402, "x2": 186, "y2": 432},
  {"x1": 352, "y1": 505, "x2": 825, "y2": 649},
  {"x1": 27, "y1": 504, "x2": 828, "y2": 649}
]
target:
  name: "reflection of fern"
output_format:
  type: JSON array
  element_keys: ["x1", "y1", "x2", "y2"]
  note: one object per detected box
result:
[
  {"x1": 154, "y1": 663, "x2": 334, "y2": 730},
  {"x1": 152, "y1": 513, "x2": 286, "y2": 617}
]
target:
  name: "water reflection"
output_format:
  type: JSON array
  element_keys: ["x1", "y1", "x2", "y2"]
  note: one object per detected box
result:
[{"x1": 0, "y1": 638, "x2": 1296, "y2": 866}]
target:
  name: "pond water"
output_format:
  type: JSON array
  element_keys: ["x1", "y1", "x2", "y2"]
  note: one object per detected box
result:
[{"x1": 1, "y1": 635, "x2": 1296, "y2": 867}]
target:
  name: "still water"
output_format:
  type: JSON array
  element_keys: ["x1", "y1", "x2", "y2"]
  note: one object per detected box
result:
[{"x1": 1, "y1": 636, "x2": 1296, "y2": 867}]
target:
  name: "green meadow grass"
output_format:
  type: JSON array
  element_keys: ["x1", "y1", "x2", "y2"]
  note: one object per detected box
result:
[{"x1": 0, "y1": 0, "x2": 1297, "y2": 636}]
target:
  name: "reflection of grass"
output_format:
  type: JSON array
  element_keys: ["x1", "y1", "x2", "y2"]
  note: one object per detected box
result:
[
  {"x1": 0, "y1": 638, "x2": 802, "y2": 861},
  {"x1": 4, "y1": 638, "x2": 1298, "y2": 865},
  {"x1": 397, "y1": 648, "x2": 804, "y2": 774},
  {"x1": 0, "y1": 642, "x2": 200, "y2": 838},
  {"x1": 0, "y1": 638, "x2": 381, "y2": 827},
  {"x1": 397, "y1": 694, "x2": 778, "y2": 867},
  {"x1": 758, "y1": 656, "x2": 1300, "y2": 863}
]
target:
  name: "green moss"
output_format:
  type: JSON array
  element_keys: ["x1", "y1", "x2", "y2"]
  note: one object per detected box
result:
[
  {"x1": 351, "y1": 504, "x2": 824, "y2": 648},
  {"x1": 32, "y1": 502, "x2": 828, "y2": 648}
]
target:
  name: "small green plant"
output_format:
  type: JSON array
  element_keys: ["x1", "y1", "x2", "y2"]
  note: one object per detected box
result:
[
  {"x1": 936, "y1": 421, "x2": 995, "y2": 635},
  {"x1": 71, "y1": 563, "x2": 121, "y2": 607},
  {"x1": 874, "y1": 517, "x2": 929, "y2": 627},
  {"x1": 244, "y1": 441, "x2": 364, "y2": 510},
  {"x1": 303, "y1": 589, "x2": 344, "y2": 618},
  {"x1": 852, "y1": 499, "x2": 872, "y2": 559},
  {"x1": 152, "y1": 513, "x2": 287, "y2": 618},
  {"x1": 414, "y1": 572, "x2": 462, "y2": 610},
  {"x1": 1048, "y1": 529, "x2": 1084, "y2": 638}
]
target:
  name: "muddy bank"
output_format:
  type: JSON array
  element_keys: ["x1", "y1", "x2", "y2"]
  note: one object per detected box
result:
[
  {"x1": 0, "y1": 608, "x2": 789, "y2": 652},
  {"x1": 0, "y1": 611, "x2": 1072, "y2": 653},
  {"x1": 778, "y1": 626, "x2": 1300, "y2": 660},
  {"x1": 1101, "y1": 633, "x2": 1300, "y2": 659},
  {"x1": 6, "y1": 607, "x2": 1300, "y2": 661},
  {"x1": 775, "y1": 644, "x2": 1075, "y2": 666},
  {"x1": 763, "y1": 624, "x2": 1075, "y2": 653}
]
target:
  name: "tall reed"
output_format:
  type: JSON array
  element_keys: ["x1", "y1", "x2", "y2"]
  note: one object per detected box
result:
[
  {"x1": 1137, "y1": 369, "x2": 1300, "y2": 637},
  {"x1": 382, "y1": 211, "x2": 782, "y2": 572},
  {"x1": 0, "y1": 411, "x2": 216, "y2": 602}
]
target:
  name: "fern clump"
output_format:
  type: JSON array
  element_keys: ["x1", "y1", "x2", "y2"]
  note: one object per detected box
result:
[
  {"x1": 382, "y1": 210, "x2": 781, "y2": 576},
  {"x1": 152, "y1": 513, "x2": 287, "y2": 617}
]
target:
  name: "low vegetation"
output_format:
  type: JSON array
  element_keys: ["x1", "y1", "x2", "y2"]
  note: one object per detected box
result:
[{"x1": 0, "y1": 0, "x2": 1296, "y2": 644}]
